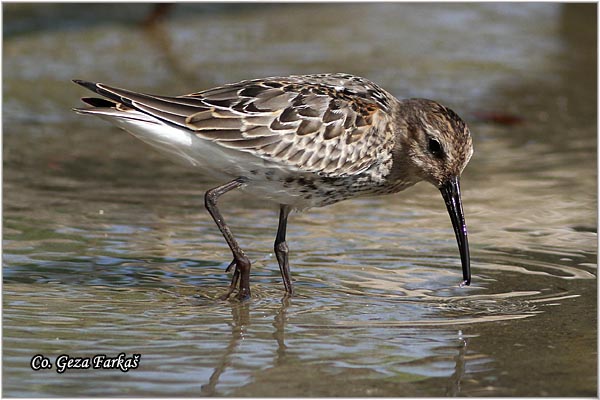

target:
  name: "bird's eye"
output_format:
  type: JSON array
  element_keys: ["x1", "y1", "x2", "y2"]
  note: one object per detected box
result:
[{"x1": 427, "y1": 137, "x2": 444, "y2": 158}]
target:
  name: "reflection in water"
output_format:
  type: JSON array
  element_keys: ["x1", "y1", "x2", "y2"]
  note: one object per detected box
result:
[
  {"x1": 195, "y1": 296, "x2": 481, "y2": 396},
  {"x1": 272, "y1": 297, "x2": 290, "y2": 365},
  {"x1": 200, "y1": 297, "x2": 291, "y2": 395},
  {"x1": 445, "y1": 330, "x2": 468, "y2": 397},
  {"x1": 200, "y1": 303, "x2": 250, "y2": 396}
]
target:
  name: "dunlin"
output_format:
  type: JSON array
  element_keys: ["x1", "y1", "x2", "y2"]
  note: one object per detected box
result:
[{"x1": 73, "y1": 73, "x2": 473, "y2": 300}]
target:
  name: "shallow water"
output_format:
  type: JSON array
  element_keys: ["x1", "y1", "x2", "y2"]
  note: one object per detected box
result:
[{"x1": 3, "y1": 3, "x2": 597, "y2": 397}]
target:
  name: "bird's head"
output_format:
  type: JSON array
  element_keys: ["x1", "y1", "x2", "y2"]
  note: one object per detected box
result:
[
  {"x1": 399, "y1": 99, "x2": 473, "y2": 187},
  {"x1": 396, "y1": 99, "x2": 474, "y2": 286}
]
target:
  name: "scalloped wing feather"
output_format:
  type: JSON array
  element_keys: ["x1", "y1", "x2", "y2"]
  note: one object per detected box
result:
[{"x1": 92, "y1": 74, "x2": 397, "y2": 177}]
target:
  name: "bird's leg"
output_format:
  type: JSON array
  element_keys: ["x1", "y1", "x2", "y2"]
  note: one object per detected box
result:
[
  {"x1": 274, "y1": 205, "x2": 293, "y2": 295},
  {"x1": 204, "y1": 178, "x2": 251, "y2": 301}
]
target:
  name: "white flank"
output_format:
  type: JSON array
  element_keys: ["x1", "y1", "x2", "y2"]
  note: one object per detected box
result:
[{"x1": 75, "y1": 107, "x2": 310, "y2": 205}]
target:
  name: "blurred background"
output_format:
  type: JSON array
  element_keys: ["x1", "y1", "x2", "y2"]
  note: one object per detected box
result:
[{"x1": 3, "y1": 3, "x2": 597, "y2": 397}]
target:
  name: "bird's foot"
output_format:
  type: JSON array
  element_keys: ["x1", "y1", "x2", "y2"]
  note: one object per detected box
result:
[
  {"x1": 236, "y1": 286, "x2": 251, "y2": 301},
  {"x1": 220, "y1": 256, "x2": 251, "y2": 301},
  {"x1": 225, "y1": 259, "x2": 236, "y2": 273}
]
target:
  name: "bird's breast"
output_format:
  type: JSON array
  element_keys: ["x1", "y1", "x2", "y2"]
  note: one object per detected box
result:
[{"x1": 237, "y1": 156, "x2": 414, "y2": 210}]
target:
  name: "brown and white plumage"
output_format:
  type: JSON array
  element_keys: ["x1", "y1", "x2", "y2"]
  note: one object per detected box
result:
[
  {"x1": 73, "y1": 73, "x2": 474, "y2": 300},
  {"x1": 76, "y1": 74, "x2": 395, "y2": 177}
]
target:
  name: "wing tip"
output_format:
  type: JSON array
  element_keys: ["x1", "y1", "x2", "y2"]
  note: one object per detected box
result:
[
  {"x1": 73, "y1": 79, "x2": 100, "y2": 92},
  {"x1": 79, "y1": 97, "x2": 117, "y2": 108}
]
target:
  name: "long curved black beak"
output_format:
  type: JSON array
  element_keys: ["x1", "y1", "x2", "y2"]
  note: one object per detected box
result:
[{"x1": 440, "y1": 176, "x2": 471, "y2": 286}]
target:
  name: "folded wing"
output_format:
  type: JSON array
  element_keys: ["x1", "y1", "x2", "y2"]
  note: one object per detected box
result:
[{"x1": 74, "y1": 74, "x2": 396, "y2": 177}]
